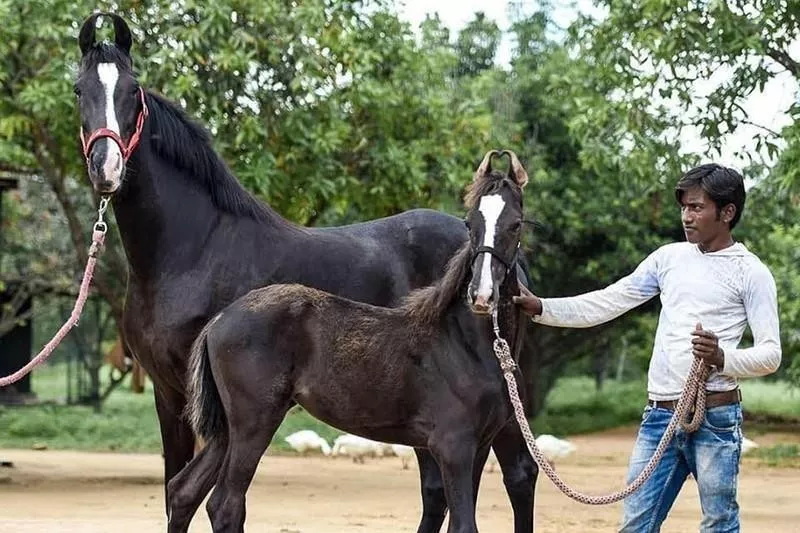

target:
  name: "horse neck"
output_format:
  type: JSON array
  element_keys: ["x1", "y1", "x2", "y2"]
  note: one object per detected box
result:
[
  {"x1": 110, "y1": 133, "x2": 283, "y2": 280},
  {"x1": 492, "y1": 276, "x2": 523, "y2": 356}
]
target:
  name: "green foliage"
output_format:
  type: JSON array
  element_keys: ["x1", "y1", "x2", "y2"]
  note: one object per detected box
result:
[
  {"x1": 532, "y1": 377, "x2": 647, "y2": 436},
  {"x1": 751, "y1": 444, "x2": 800, "y2": 468},
  {"x1": 578, "y1": 0, "x2": 799, "y2": 168},
  {"x1": 1, "y1": 0, "x2": 798, "y2": 430}
]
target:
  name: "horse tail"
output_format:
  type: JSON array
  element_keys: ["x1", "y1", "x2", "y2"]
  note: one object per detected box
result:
[{"x1": 187, "y1": 314, "x2": 226, "y2": 442}]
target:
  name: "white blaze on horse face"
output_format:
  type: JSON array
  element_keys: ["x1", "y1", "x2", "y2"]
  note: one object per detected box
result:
[
  {"x1": 97, "y1": 63, "x2": 123, "y2": 184},
  {"x1": 476, "y1": 194, "x2": 506, "y2": 303}
]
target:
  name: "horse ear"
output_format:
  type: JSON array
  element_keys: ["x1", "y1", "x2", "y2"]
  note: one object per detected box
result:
[
  {"x1": 79, "y1": 13, "x2": 102, "y2": 56},
  {"x1": 473, "y1": 150, "x2": 499, "y2": 182},
  {"x1": 109, "y1": 14, "x2": 133, "y2": 56},
  {"x1": 502, "y1": 150, "x2": 529, "y2": 189}
]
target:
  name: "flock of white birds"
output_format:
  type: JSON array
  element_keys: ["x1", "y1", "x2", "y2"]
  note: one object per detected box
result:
[
  {"x1": 282, "y1": 429, "x2": 577, "y2": 471},
  {"x1": 283, "y1": 429, "x2": 762, "y2": 471}
]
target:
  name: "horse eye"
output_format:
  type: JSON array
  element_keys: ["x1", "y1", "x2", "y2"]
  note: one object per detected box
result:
[
  {"x1": 73, "y1": 86, "x2": 81, "y2": 97},
  {"x1": 464, "y1": 219, "x2": 471, "y2": 229}
]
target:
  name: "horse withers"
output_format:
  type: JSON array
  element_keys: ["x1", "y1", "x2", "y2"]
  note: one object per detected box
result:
[{"x1": 184, "y1": 150, "x2": 530, "y2": 533}]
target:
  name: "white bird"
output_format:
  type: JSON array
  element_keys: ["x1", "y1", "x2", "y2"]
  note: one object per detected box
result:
[
  {"x1": 332, "y1": 434, "x2": 385, "y2": 463},
  {"x1": 535, "y1": 434, "x2": 576, "y2": 469},
  {"x1": 284, "y1": 430, "x2": 332, "y2": 456},
  {"x1": 391, "y1": 444, "x2": 416, "y2": 469},
  {"x1": 741, "y1": 436, "x2": 759, "y2": 455}
]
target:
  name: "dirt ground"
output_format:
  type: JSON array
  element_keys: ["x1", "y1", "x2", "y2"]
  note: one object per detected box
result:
[{"x1": 1, "y1": 427, "x2": 798, "y2": 533}]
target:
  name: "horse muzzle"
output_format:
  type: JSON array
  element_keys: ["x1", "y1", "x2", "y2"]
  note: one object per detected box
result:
[
  {"x1": 468, "y1": 292, "x2": 494, "y2": 315},
  {"x1": 87, "y1": 140, "x2": 124, "y2": 194}
]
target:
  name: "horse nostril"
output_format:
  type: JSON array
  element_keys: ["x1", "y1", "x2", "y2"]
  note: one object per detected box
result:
[
  {"x1": 473, "y1": 295, "x2": 491, "y2": 312},
  {"x1": 90, "y1": 152, "x2": 104, "y2": 174}
]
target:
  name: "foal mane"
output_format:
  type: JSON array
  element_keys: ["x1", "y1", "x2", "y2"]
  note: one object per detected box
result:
[
  {"x1": 402, "y1": 169, "x2": 520, "y2": 326},
  {"x1": 401, "y1": 242, "x2": 473, "y2": 326}
]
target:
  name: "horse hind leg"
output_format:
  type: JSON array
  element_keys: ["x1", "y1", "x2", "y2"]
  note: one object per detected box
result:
[
  {"x1": 166, "y1": 435, "x2": 227, "y2": 533},
  {"x1": 205, "y1": 354, "x2": 293, "y2": 533},
  {"x1": 206, "y1": 402, "x2": 290, "y2": 533}
]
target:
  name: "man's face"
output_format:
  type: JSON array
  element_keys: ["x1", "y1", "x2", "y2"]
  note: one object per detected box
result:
[{"x1": 680, "y1": 187, "x2": 731, "y2": 245}]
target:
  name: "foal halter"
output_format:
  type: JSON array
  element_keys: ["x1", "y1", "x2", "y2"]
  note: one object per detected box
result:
[
  {"x1": 80, "y1": 86, "x2": 149, "y2": 163},
  {"x1": 473, "y1": 241, "x2": 521, "y2": 279}
]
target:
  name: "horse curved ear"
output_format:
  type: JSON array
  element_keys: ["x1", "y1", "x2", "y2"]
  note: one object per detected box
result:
[
  {"x1": 502, "y1": 150, "x2": 529, "y2": 189},
  {"x1": 473, "y1": 150, "x2": 500, "y2": 182},
  {"x1": 79, "y1": 13, "x2": 103, "y2": 56},
  {"x1": 109, "y1": 14, "x2": 133, "y2": 56}
]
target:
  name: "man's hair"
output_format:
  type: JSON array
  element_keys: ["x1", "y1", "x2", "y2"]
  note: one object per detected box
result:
[{"x1": 674, "y1": 164, "x2": 746, "y2": 229}]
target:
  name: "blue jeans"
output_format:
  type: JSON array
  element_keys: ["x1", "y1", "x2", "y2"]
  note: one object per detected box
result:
[{"x1": 619, "y1": 403, "x2": 743, "y2": 532}]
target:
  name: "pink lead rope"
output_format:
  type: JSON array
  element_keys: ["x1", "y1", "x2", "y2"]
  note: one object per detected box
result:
[{"x1": 0, "y1": 198, "x2": 109, "y2": 388}]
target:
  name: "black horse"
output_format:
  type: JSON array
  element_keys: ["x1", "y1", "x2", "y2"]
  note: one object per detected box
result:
[
  {"x1": 186, "y1": 159, "x2": 529, "y2": 533},
  {"x1": 74, "y1": 12, "x2": 537, "y2": 532}
]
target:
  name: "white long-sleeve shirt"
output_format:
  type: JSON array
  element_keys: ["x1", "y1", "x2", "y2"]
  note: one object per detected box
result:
[{"x1": 534, "y1": 242, "x2": 782, "y2": 400}]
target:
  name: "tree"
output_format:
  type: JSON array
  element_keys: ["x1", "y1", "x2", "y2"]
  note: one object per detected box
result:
[
  {"x1": 572, "y1": 0, "x2": 800, "y2": 385},
  {"x1": 0, "y1": 0, "x2": 497, "y2": 397},
  {"x1": 454, "y1": 12, "x2": 502, "y2": 78},
  {"x1": 576, "y1": 0, "x2": 800, "y2": 178}
]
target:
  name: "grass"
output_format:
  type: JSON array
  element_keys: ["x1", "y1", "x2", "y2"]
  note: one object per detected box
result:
[
  {"x1": 531, "y1": 377, "x2": 647, "y2": 436},
  {"x1": 751, "y1": 444, "x2": 800, "y2": 468},
  {"x1": 1, "y1": 365, "x2": 797, "y2": 454}
]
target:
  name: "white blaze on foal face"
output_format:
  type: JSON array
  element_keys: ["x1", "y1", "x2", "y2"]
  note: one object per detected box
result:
[
  {"x1": 475, "y1": 194, "x2": 507, "y2": 302},
  {"x1": 96, "y1": 62, "x2": 123, "y2": 184}
]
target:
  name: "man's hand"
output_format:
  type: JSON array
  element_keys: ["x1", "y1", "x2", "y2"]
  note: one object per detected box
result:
[
  {"x1": 512, "y1": 282, "x2": 543, "y2": 317},
  {"x1": 691, "y1": 322, "x2": 725, "y2": 369}
]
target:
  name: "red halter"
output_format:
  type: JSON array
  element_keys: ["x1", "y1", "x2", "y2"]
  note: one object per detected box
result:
[{"x1": 80, "y1": 87, "x2": 149, "y2": 163}]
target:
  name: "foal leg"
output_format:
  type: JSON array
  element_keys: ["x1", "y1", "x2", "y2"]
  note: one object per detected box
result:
[
  {"x1": 471, "y1": 445, "x2": 493, "y2": 504},
  {"x1": 415, "y1": 449, "x2": 449, "y2": 533},
  {"x1": 430, "y1": 433, "x2": 479, "y2": 533},
  {"x1": 206, "y1": 403, "x2": 290, "y2": 533},
  {"x1": 491, "y1": 421, "x2": 538, "y2": 533},
  {"x1": 166, "y1": 436, "x2": 227, "y2": 533}
]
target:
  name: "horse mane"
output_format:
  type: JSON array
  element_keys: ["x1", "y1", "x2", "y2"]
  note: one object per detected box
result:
[
  {"x1": 81, "y1": 42, "x2": 291, "y2": 226},
  {"x1": 144, "y1": 91, "x2": 291, "y2": 226},
  {"x1": 400, "y1": 241, "x2": 473, "y2": 326}
]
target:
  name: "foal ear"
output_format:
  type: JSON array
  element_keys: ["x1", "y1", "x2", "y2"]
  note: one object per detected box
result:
[
  {"x1": 473, "y1": 150, "x2": 500, "y2": 182},
  {"x1": 79, "y1": 13, "x2": 103, "y2": 56},
  {"x1": 502, "y1": 150, "x2": 529, "y2": 189},
  {"x1": 109, "y1": 13, "x2": 133, "y2": 56}
]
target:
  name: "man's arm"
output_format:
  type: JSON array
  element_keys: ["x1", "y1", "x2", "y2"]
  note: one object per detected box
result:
[
  {"x1": 514, "y1": 249, "x2": 661, "y2": 328},
  {"x1": 720, "y1": 265, "x2": 782, "y2": 377}
]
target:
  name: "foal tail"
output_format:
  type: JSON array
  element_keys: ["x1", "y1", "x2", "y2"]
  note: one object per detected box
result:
[{"x1": 187, "y1": 314, "x2": 226, "y2": 442}]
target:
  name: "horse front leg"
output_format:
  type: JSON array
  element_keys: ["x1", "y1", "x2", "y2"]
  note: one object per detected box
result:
[
  {"x1": 491, "y1": 420, "x2": 538, "y2": 533},
  {"x1": 430, "y1": 433, "x2": 479, "y2": 533},
  {"x1": 415, "y1": 449, "x2": 449, "y2": 533},
  {"x1": 154, "y1": 386, "x2": 197, "y2": 516}
]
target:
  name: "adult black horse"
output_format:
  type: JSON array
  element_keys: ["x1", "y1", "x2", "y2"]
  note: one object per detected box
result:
[{"x1": 74, "y1": 12, "x2": 537, "y2": 532}]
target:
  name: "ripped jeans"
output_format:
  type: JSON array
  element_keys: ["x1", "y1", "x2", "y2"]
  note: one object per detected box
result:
[{"x1": 619, "y1": 403, "x2": 743, "y2": 533}]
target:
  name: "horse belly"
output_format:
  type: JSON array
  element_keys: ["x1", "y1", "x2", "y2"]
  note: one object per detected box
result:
[{"x1": 293, "y1": 372, "x2": 428, "y2": 445}]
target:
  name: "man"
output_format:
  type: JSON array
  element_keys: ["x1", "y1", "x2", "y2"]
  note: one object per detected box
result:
[{"x1": 514, "y1": 164, "x2": 781, "y2": 532}]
